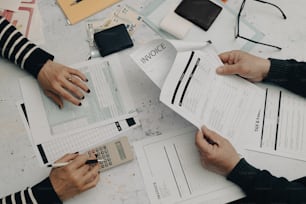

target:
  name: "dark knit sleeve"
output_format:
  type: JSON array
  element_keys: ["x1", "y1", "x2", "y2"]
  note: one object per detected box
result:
[
  {"x1": 32, "y1": 177, "x2": 62, "y2": 204},
  {"x1": 264, "y1": 58, "x2": 306, "y2": 97},
  {"x1": 227, "y1": 158, "x2": 306, "y2": 203},
  {"x1": 0, "y1": 16, "x2": 54, "y2": 78},
  {"x1": 0, "y1": 177, "x2": 62, "y2": 204}
]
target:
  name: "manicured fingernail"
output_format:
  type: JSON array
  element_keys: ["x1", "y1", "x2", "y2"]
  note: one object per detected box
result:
[
  {"x1": 81, "y1": 96, "x2": 85, "y2": 100},
  {"x1": 86, "y1": 78, "x2": 89, "y2": 82},
  {"x1": 78, "y1": 103, "x2": 82, "y2": 106},
  {"x1": 74, "y1": 152, "x2": 79, "y2": 154},
  {"x1": 58, "y1": 105, "x2": 62, "y2": 109},
  {"x1": 87, "y1": 89, "x2": 91, "y2": 93}
]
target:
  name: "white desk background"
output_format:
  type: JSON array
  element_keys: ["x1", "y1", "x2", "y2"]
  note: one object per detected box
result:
[{"x1": 1, "y1": 0, "x2": 306, "y2": 203}]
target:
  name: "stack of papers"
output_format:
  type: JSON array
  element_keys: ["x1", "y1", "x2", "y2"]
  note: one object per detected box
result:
[
  {"x1": 131, "y1": 39, "x2": 306, "y2": 203},
  {"x1": 131, "y1": 39, "x2": 264, "y2": 149},
  {"x1": 0, "y1": 0, "x2": 21, "y2": 11},
  {"x1": 19, "y1": 56, "x2": 139, "y2": 166},
  {"x1": 131, "y1": 39, "x2": 264, "y2": 204},
  {"x1": 134, "y1": 128, "x2": 244, "y2": 204},
  {"x1": 0, "y1": 0, "x2": 44, "y2": 43}
]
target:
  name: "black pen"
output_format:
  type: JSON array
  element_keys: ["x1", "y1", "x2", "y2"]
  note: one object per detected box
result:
[
  {"x1": 70, "y1": 0, "x2": 83, "y2": 6},
  {"x1": 47, "y1": 159, "x2": 104, "y2": 168}
]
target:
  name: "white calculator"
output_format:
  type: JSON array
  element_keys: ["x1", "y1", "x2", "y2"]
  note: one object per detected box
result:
[{"x1": 91, "y1": 136, "x2": 134, "y2": 172}]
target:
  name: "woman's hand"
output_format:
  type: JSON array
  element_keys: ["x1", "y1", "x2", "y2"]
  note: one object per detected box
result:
[
  {"x1": 49, "y1": 153, "x2": 100, "y2": 201},
  {"x1": 37, "y1": 60, "x2": 90, "y2": 108}
]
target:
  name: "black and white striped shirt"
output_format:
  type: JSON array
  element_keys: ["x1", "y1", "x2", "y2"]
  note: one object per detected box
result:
[
  {"x1": 1, "y1": 16, "x2": 61, "y2": 204},
  {"x1": 0, "y1": 16, "x2": 54, "y2": 77},
  {"x1": 1, "y1": 178, "x2": 62, "y2": 204}
]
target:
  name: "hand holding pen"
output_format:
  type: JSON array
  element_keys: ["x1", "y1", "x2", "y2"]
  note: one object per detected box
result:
[{"x1": 49, "y1": 152, "x2": 100, "y2": 201}]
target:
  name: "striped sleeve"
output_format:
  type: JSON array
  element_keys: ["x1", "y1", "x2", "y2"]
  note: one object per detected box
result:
[
  {"x1": 0, "y1": 178, "x2": 62, "y2": 204},
  {"x1": 0, "y1": 16, "x2": 54, "y2": 78}
]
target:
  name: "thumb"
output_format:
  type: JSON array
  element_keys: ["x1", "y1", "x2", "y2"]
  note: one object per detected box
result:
[
  {"x1": 195, "y1": 129, "x2": 211, "y2": 154},
  {"x1": 45, "y1": 90, "x2": 64, "y2": 109},
  {"x1": 201, "y1": 126, "x2": 222, "y2": 146},
  {"x1": 216, "y1": 64, "x2": 241, "y2": 76}
]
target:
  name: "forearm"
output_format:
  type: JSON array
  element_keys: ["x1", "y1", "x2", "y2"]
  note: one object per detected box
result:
[
  {"x1": 264, "y1": 58, "x2": 306, "y2": 97},
  {"x1": 227, "y1": 158, "x2": 306, "y2": 203},
  {"x1": 0, "y1": 16, "x2": 54, "y2": 78},
  {"x1": 1, "y1": 177, "x2": 62, "y2": 204}
]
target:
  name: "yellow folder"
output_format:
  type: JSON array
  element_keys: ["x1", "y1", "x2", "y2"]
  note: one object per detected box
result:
[{"x1": 57, "y1": 0, "x2": 120, "y2": 25}]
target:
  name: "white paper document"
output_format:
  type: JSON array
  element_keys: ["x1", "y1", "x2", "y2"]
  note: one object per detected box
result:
[
  {"x1": 160, "y1": 48, "x2": 264, "y2": 147},
  {"x1": 0, "y1": 1, "x2": 45, "y2": 44},
  {"x1": 131, "y1": 39, "x2": 264, "y2": 148},
  {"x1": 130, "y1": 39, "x2": 210, "y2": 88},
  {"x1": 134, "y1": 128, "x2": 244, "y2": 204},
  {"x1": 247, "y1": 85, "x2": 306, "y2": 161},
  {"x1": 0, "y1": 0, "x2": 21, "y2": 11},
  {"x1": 20, "y1": 57, "x2": 138, "y2": 165}
]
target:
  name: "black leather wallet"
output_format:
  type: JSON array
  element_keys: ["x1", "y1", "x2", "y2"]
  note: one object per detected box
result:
[
  {"x1": 175, "y1": 0, "x2": 222, "y2": 31},
  {"x1": 94, "y1": 24, "x2": 134, "y2": 57}
]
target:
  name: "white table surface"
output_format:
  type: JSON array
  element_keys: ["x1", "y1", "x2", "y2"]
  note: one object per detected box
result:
[{"x1": 1, "y1": 0, "x2": 306, "y2": 203}]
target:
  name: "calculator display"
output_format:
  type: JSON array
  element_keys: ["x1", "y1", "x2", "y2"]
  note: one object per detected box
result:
[{"x1": 115, "y1": 141, "x2": 126, "y2": 160}]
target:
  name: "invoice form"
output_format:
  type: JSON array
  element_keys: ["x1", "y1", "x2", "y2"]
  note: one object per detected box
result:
[
  {"x1": 160, "y1": 48, "x2": 264, "y2": 148},
  {"x1": 20, "y1": 56, "x2": 137, "y2": 165},
  {"x1": 134, "y1": 128, "x2": 244, "y2": 204},
  {"x1": 247, "y1": 85, "x2": 306, "y2": 161}
]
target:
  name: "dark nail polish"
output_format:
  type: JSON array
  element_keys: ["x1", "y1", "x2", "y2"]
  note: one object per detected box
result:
[
  {"x1": 78, "y1": 103, "x2": 82, "y2": 106},
  {"x1": 74, "y1": 152, "x2": 79, "y2": 154},
  {"x1": 86, "y1": 78, "x2": 89, "y2": 82},
  {"x1": 87, "y1": 89, "x2": 91, "y2": 93},
  {"x1": 81, "y1": 96, "x2": 85, "y2": 100},
  {"x1": 58, "y1": 105, "x2": 61, "y2": 109}
]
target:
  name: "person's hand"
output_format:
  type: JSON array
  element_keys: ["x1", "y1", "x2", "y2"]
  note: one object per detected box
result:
[
  {"x1": 37, "y1": 60, "x2": 90, "y2": 108},
  {"x1": 195, "y1": 126, "x2": 240, "y2": 176},
  {"x1": 216, "y1": 50, "x2": 271, "y2": 82},
  {"x1": 49, "y1": 153, "x2": 100, "y2": 201}
]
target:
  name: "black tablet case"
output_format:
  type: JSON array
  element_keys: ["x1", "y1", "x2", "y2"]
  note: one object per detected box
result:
[
  {"x1": 94, "y1": 24, "x2": 133, "y2": 57},
  {"x1": 175, "y1": 0, "x2": 222, "y2": 31}
]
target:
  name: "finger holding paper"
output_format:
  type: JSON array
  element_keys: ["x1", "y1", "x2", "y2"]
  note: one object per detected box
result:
[
  {"x1": 195, "y1": 126, "x2": 240, "y2": 176},
  {"x1": 216, "y1": 50, "x2": 270, "y2": 82}
]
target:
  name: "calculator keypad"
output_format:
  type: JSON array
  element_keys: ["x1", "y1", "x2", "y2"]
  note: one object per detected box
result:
[
  {"x1": 86, "y1": 136, "x2": 133, "y2": 172},
  {"x1": 95, "y1": 145, "x2": 112, "y2": 168}
]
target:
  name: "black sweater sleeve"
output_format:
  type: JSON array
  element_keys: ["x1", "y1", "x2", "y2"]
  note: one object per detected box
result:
[
  {"x1": 227, "y1": 159, "x2": 306, "y2": 204},
  {"x1": 226, "y1": 59, "x2": 306, "y2": 203},
  {"x1": 0, "y1": 16, "x2": 54, "y2": 78},
  {"x1": 264, "y1": 58, "x2": 306, "y2": 97},
  {"x1": 0, "y1": 177, "x2": 62, "y2": 204}
]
